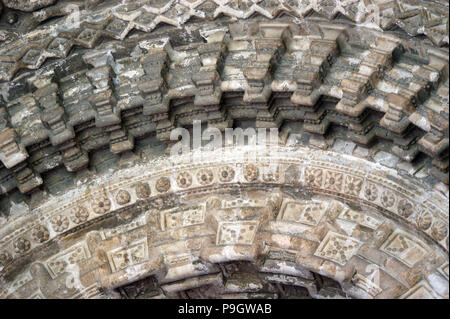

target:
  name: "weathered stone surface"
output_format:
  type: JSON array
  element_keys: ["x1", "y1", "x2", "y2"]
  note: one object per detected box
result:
[
  {"x1": 2, "y1": 0, "x2": 56, "y2": 12},
  {"x1": 0, "y1": 0, "x2": 448, "y2": 300}
]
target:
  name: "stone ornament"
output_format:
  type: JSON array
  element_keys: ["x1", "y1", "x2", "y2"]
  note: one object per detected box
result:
[
  {"x1": 0, "y1": 251, "x2": 11, "y2": 266},
  {"x1": 305, "y1": 167, "x2": 322, "y2": 187},
  {"x1": 343, "y1": 175, "x2": 362, "y2": 196},
  {"x1": 115, "y1": 190, "x2": 131, "y2": 205},
  {"x1": 92, "y1": 195, "x2": 111, "y2": 215},
  {"x1": 196, "y1": 169, "x2": 214, "y2": 185},
  {"x1": 324, "y1": 170, "x2": 343, "y2": 192},
  {"x1": 14, "y1": 238, "x2": 30, "y2": 254},
  {"x1": 380, "y1": 190, "x2": 396, "y2": 208},
  {"x1": 31, "y1": 225, "x2": 50, "y2": 243},
  {"x1": 431, "y1": 221, "x2": 448, "y2": 242},
  {"x1": 314, "y1": 232, "x2": 362, "y2": 266},
  {"x1": 135, "y1": 183, "x2": 151, "y2": 199},
  {"x1": 0, "y1": 0, "x2": 448, "y2": 300},
  {"x1": 218, "y1": 166, "x2": 235, "y2": 182},
  {"x1": 2, "y1": 0, "x2": 56, "y2": 12},
  {"x1": 416, "y1": 211, "x2": 433, "y2": 231},
  {"x1": 155, "y1": 177, "x2": 171, "y2": 193},
  {"x1": 397, "y1": 199, "x2": 414, "y2": 218},
  {"x1": 176, "y1": 172, "x2": 192, "y2": 188},
  {"x1": 364, "y1": 183, "x2": 378, "y2": 201},
  {"x1": 244, "y1": 164, "x2": 259, "y2": 182},
  {"x1": 50, "y1": 215, "x2": 69, "y2": 233},
  {"x1": 70, "y1": 207, "x2": 89, "y2": 224}
]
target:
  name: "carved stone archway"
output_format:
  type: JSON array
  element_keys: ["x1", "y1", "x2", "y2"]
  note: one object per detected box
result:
[
  {"x1": 0, "y1": 146, "x2": 448, "y2": 299},
  {"x1": 0, "y1": 0, "x2": 448, "y2": 299}
]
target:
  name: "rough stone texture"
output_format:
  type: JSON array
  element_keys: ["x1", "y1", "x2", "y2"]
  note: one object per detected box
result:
[
  {"x1": 0, "y1": 0, "x2": 448, "y2": 299},
  {"x1": 2, "y1": 0, "x2": 56, "y2": 12}
]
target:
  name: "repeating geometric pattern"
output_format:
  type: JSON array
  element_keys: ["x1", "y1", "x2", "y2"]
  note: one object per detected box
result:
[
  {"x1": 0, "y1": 0, "x2": 448, "y2": 82},
  {"x1": 0, "y1": 17, "x2": 448, "y2": 198}
]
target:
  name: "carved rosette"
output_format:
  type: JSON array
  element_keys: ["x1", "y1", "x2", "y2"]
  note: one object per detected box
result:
[
  {"x1": 398, "y1": 199, "x2": 414, "y2": 218},
  {"x1": 416, "y1": 211, "x2": 433, "y2": 230},
  {"x1": 115, "y1": 190, "x2": 131, "y2": 205},
  {"x1": 244, "y1": 164, "x2": 259, "y2": 182},
  {"x1": 176, "y1": 172, "x2": 192, "y2": 188},
  {"x1": 380, "y1": 190, "x2": 396, "y2": 208},
  {"x1": 196, "y1": 169, "x2": 213, "y2": 185},
  {"x1": 155, "y1": 177, "x2": 171, "y2": 193},
  {"x1": 14, "y1": 238, "x2": 30, "y2": 254},
  {"x1": 218, "y1": 166, "x2": 235, "y2": 183},
  {"x1": 50, "y1": 215, "x2": 70, "y2": 233},
  {"x1": 364, "y1": 183, "x2": 378, "y2": 201},
  {"x1": 32, "y1": 225, "x2": 50, "y2": 243},
  {"x1": 431, "y1": 221, "x2": 448, "y2": 242},
  {"x1": 135, "y1": 183, "x2": 151, "y2": 199},
  {"x1": 92, "y1": 195, "x2": 111, "y2": 215},
  {"x1": 70, "y1": 206, "x2": 89, "y2": 224},
  {"x1": 305, "y1": 167, "x2": 322, "y2": 187}
]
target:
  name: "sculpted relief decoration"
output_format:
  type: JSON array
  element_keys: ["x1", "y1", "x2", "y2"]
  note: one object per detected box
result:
[
  {"x1": 0, "y1": 0, "x2": 448, "y2": 300},
  {"x1": 0, "y1": 146, "x2": 447, "y2": 299}
]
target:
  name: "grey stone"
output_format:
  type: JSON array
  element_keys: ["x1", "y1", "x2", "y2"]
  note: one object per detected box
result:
[{"x1": 2, "y1": 0, "x2": 56, "y2": 12}]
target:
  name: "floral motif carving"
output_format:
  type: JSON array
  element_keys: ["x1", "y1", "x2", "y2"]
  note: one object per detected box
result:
[
  {"x1": 70, "y1": 206, "x2": 89, "y2": 224},
  {"x1": 14, "y1": 238, "x2": 31, "y2": 254},
  {"x1": 314, "y1": 232, "x2": 361, "y2": 266},
  {"x1": 92, "y1": 195, "x2": 111, "y2": 214},
  {"x1": 155, "y1": 177, "x2": 171, "y2": 193},
  {"x1": 364, "y1": 183, "x2": 378, "y2": 201},
  {"x1": 116, "y1": 189, "x2": 131, "y2": 205},
  {"x1": 244, "y1": 164, "x2": 259, "y2": 182},
  {"x1": 343, "y1": 175, "x2": 362, "y2": 196},
  {"x1": 431, "y1": 221, "x2": 448, "y2": 241},
  {"x1": 397, "y1": 199, "x2": 414, "y2": 218},
  {"x1": 50, "y1": 215, "x2": 70, "y2": 232},
  {"x1": 176, "y1": 172, "x2": 192, "y2": 188},
  {"x1": 196, "y1": 169, "x2": 214, "y2": 185},
  {"x1": 32, "y1": 225, "x2": 50, "y2": 243},
  {"x1": 218, "y1": 166, "x2": 235, "y2": 182},
  {"x1": 305, "y1": 167, "x2": 322, "y2": 188},
  {"x1": 324, "y1": 170, "x2": 343, "y2": 192},
  {"x1": 135, "y1": 183, "x2": 151, "y2": 199},
  {"x1": 416, "y1": 210, "x2": 432, "y2": 230},
  {"x1": 380, "y1": 189, "x2": 396, "y2": 208}
]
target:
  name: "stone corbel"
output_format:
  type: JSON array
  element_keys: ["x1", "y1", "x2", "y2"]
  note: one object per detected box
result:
[
  {"x1": 243, "y1": 52, "x2": 278, "y2": 103},
  {"x1": 88, "y1": 88, "x2": 121, "y2": 127},
  {"x1": 0, "y1": 127, "x2": 28, "y2": 169},
  {"x1": 35, "y1": 83, "x2": 74, "y2": 145},
  {"x1": 243, "y1": 30, "x2": 286, "y2": 103},
  {"x1": 379, "y1": 93, "x2": 414, "y2": 134},
  {"x1": 291, "y1": 30, "x2": 342, "y2": 107},
  {"x1": 291, "y1": 57, "x2": 322, "y2": 107},
  {"x1": 139, "y1": 51, "x2": 169, "y2": 116},
  {"x1": 35, "y1": 79, "x2": 89, "y2": 171},
  {"x1": 419, "y1": 132, "x2": 449, "y2": 157},
  {"x1": 84, "y1": 50, "x2": 134, "y2": 154},
  {"x1": 336, "y1": 36, "x2": 402, "y2": 116},
  {"x1": 12, "y1": 162, "x2": 43, "y2": 194},
  {"x1": 192, "y1": 42, "x2": 227, "y2": 106},
  {"x1": 0, "y1": 107, "x2": 42, "y2": 193},
  {"x1": 138, "y1": 78, "x2": 168, "y2": 116}
]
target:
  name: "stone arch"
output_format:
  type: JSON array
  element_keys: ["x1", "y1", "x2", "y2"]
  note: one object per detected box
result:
[
  {"x1": 0, "y1": 146, "x2": 447, "y2": 299},
  {"x1": 0, "y1": 0, "x2": 448, "y2": 299}
]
